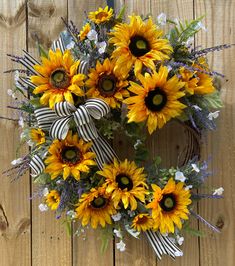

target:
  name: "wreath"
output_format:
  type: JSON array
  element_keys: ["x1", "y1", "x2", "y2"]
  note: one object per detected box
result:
[{"x1": 5, "y1": 5, "x2": 229, "y2": 259}]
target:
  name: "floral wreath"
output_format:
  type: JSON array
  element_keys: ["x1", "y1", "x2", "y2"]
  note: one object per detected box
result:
[{"x1": 5, "y1": 5, "x2": 229, "y2": 260}]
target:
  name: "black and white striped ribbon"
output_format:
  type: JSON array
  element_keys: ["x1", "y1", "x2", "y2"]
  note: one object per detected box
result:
[
  {"x1": 51, "y1": 34, "x2": 66, "y2": 53},
  {"x1": 77, "y1": 60, "x2": 89, "y2": 75},
  {"x1": 145, "y1": 230, "x2": 182, "y2": 260},
  {"x1": 19, "y1": 50, "x2": 41, "y2": 75},
  {"x1": 29, "y1": 154, "x2": 45, "y2": 176}
]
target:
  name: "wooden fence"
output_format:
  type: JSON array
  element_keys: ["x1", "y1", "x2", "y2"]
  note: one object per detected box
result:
[{"x1": 0, "y1": 0, "x2": 234, "y2": 265}]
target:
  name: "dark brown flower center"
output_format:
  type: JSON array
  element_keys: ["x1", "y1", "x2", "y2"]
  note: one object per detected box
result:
[
  {"x1": 116, "y1": 174, "x2": 133, "y2": 191},
  {"x1": 98, "y1": 74, "x2": 117, "y2": 97},
  {"x1": 61, "y1": 146, "x2": 81, "y2": 165},
  {"x1": 96, "y1": 12, "x2": 108, "y2": 20},
  {"x1": 91, "y1": 196, "x2": 107, "y2": 208},
  {"x1": 137, "y1": 215, "x2": 148, "y2": 224},
  {"x1": 50, "y1": 68, "x2": 70, "y2": 88},
  {"x1": 145, "y1": 88, "x2": 167, "y2": 112},
  {"x1": 160, "y1": 193, "x2": 176, "y2": 212},
  {"x1": 129, "y1": 35, "x2": 150, "y2": 57}
]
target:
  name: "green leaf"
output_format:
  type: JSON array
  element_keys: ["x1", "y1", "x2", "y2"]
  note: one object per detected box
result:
[
  {"x1": 200, "y1": 91, "x2": 223, "y2": 109},
  {"x1": 117, "y1": 5, "x2": 126, "y2": 20},
  {"x1": 38, "y1": 44, "x2": 48, "y2": 58}
]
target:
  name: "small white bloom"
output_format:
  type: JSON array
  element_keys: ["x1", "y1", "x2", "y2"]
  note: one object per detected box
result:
[
  {"x1": 176, "y1": 235, "x2": 184, "y2": 245},
  {"x1": 192, "y1": 105, "x2": 202, "y2": 111},
  {"x1": 42, "y1": 187, "x2": 49, "y2": 197},
  {"x1": 27, "y1": 140, "x2": 34, "y2": 147},
  {"x1": 11, "y1": 157, "x2": 23, "y2": 165},
  {"x1": 213, "y1": 187, "x2": 224, "y2": 196},
  {"x1": 125, "y1": 224, "x2": 140, "y2": 238},
  {"x1": 134, "y1": 139, "x2": 142, "y2": 150},
  {"x1": 67, "y1": 210, "x2": 77, "y2": 219},
  {"x1": 127, "y1": 210, "x2": 135, "y2": 217},
  {"x1": 191, "y1": 163, "x2": 200, "y2": 173},
  {"x1": 174, "y1": 250, "x2": 184, "y2": 257},
  {"x1": 175, "y1": 171, "x2": 187, "y2": 182},
  {"x1": 56, "y1": 179, "x2": 63, "y2": 185},
  {"x1": 87, "y1": 29, "x2": 98, "y2": 41},
  {"x1": 97, "y1": 41, "x2": 107, "y2": 54},
  {"x1": 112, "y1": 213, "x2": 122, "y2": 221},
  {"x1": 66, "y1": 41, "x2": 75, "y2": 50},
  {"x1": 184, "y1": 37, "x2": 194, "y2": 47},
  {"x1": 157, "y1": 13, "x2": 167, "y2": 25},
  {"x1": 113, "y1": 229, "x2": 122, "y2": 238},
  {"x1": 185, "y1": 185, "x2": 193, "y2": 191},
  {"x1": 7, "y1": 89, "x2": 13, "y2": 96},
  {"x1": 195, "y1": 21, "x2": 207, "y2": 31},
  {"x1": 14, "y1": 70, "x2": 20, "y2": 82},
  {"x1": 38, "y1": 203, "x2": 48, "y2": 212},
  {"x1": 167, "y1": 65, "x2": 172, "y2": 72},
  {"x1": 208, "y1": 111, "x2": 220, "y2": 120},
  {"x1": 116, "y1": 240, "x2": 126, "y2": 252},
  {"x1": 18, "y1": 116, "x2": 24, "y2": 128}
]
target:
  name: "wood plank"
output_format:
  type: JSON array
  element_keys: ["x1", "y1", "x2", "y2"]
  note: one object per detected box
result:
[
  {"x1": 68, "y1": 1, "x2": 114, "y2": 265},
  {"x1": 194, "y1": 1, "x2": 235, "y2": 265},
  {"x1": 27, "y1": 1, "x2": 72, "y2": 265},
  {"x1": 0, "y1": 1, "x2": 31, "y2": 266}
]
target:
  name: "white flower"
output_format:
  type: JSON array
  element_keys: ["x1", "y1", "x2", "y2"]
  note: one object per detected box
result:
[
  {"x1": 125, "y1": 224, "x2": 140, "y2": 238},
  {"x1": 116, "y1": 240, "x2": 126, "y2": 252},
  {"x1": 127, "y1": 210, "x2": 135, "y2": 217},
  {"x1": 176, "y1": 235, "x2": 184, "y2": 245},
  {"x1": 42, "y1": 187, "x2": 49, "y2": 197},
  {"x1": 213, "y1": 187, "x2": 224, "y2": 196},
  {"x1": 195, "y1": 21, "x2": 207, "y2": 31},
  {"x1": 208, "y1": 111, "x2": 220, "y2": 120},
  {"x1": 175, "y1": 171, "x2": 187, "y2": 182},
  {"x1": 174, "y1": 250, "x2": 184, "y2": 257},
  {"x1": 18, "y1": 116, "x2": 24, "y2": 128},
  {"x1": 185, "y1": 185, "x2": 193, "y2": 191},
  {"x1": 27, "y1": 140, "x2": 34, "y2": 147},
  {"x1": 113, "y1": 229, "x2": 122, "y2": 238},
  {"x1": 184, "y1": 37, "x2": 194, "y2": 47},
  {"x1": 67, "y1": 210, "x2": 77, "y2": 219},
  {"x1": 7, "y1": 89, "x2": 13, "y2": 96},
  {"x1": 134, "y1": 139, "x2": 142, "y2": 150},
  {"x1": 38, "y1": 203, "x2": 48, "y2": 212},
  {"x1": 97, "y1": 41, "x2": 107, "y2": 54},
  {"x1": 87, "y1": 29, "x2": 98, "y2": 41},
  {"x1": 157, "y1": 13, "x2": 167, "y2": 25},
  {"x1": 192, "y1": 105, "x2": 202, "y2": 111},
  {"x1": 66, "y1": 41, "x2": 75, "y2": 50},
  {"x1": 191, "y1": 163, "x2": 200, "y2": 173},
  {"x1": 167, "y1": 65, "x2": 172, "y2": 72},
  {"x1": 112, "y1": 213, "x2": 122, "y2": 221},
  {"x1": 11, "y1": 157, "x2": 23, "y2": 165}
]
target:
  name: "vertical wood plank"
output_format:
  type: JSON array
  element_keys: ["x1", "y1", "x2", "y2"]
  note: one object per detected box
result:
[
  {"x1": 194, "y1": 1, "x2": 235, "y2": 265},
  {"x1": 0, "y1": 1, "x2": 31, "y2": 265},
  {"x1": 68, "y1": 1, "x2": 114, "y2": 265},
  {"x1": 27, "y1": 1, "x2": 72, "y2": 265}
]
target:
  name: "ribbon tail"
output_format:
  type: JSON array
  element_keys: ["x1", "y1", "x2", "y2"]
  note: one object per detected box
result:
[
  {"x1": 34, "y1": 107, "x2": 58, "y2": 131},
  {"x1": 50, "y1": 116, "x2": 72, "y2": 140},
  {"x1": 29, "y1": 154, "x2": 45, "y2": 176}
]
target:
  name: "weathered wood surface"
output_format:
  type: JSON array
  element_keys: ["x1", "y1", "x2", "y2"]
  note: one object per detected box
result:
[{"x1": 0, "y1": 0, "x2": 234, "y2": 265}]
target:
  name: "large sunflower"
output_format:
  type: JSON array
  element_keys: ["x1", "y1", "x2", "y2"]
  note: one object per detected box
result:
[
  {"x1": 75, "y1": 186, "x2": 116, "y2": 229},
  {"x1": 132, "y1": 213, "x2": 154, "y2": 232},
  {"x1": 109, "y1": 15, "x2": 173, "y2": 77},
  {"x1": 123, "y1": 66, "x2": 186, "y2": 134},
  {"x1": 45, "y1": 131, "x2": 96, "y2": 180},
  {"x1": 88, "y1": 6, "x2": 113, "y2": 24},
  {"x1": 146, "y1": 178, "x2": 192, "y2": 234},
  {"x1": 98, "y1": 159, "x2": 148, "y2": 211},
  {"x1": 86, "y1": 58, "x2": 129, "y2": 108},
  {"x1": 31, "y1": 48, "x2": 85, "y2": 108},
  {"x1": 46, "y1": 190, "x2": 60, "y2": 210}
]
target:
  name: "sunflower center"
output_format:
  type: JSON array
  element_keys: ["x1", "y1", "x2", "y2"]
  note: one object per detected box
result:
[
  {"x1": 137, "y1": 215, "x2": 148, "y2": 224},
  {"x1": 145, "y1": 88, "x2": 167, "y2": 112},
  {"x1": 91, "y1": 196, "x2": 107, "y2": 209},
  {"x1": 129, "y1": 35, "x2": 150, "y2": 57},
  {"x1": 98, "y1": 74, "x2": 117, "y2": 96},
  {"x1": 116, "y1": 174, "x2": 133, "y2": 191},
  {"x1": 95, "y1": 12, "x2": 108, "y2": 20},
  {"x1": 61, "y1": 146, "x2": 81, "y2": 164},
  {"x1": 160, "y1": 193, "x2": 176, "y2": 212},
  {"x1": 50, "y1": 68, "x2": 70, "y2": 89}
]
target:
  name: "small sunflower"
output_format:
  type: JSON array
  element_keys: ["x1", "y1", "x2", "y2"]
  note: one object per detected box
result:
[
  {"x1": 146, "y1": 178, "x2": 192, "y2": 234},
  {"x1": 132, "y1": 213, "x2": 154, "y2": 231},
  {"x1": 30, "y1": 128, "x2": 45, "y2": 145},
  {"x1": 75, "y1": 186, "x2": 116, "y2": 229},
  {"x1": 31, "y1": 48, "x2": 86, "y2": 108},
  {"x1": 88, "y1": 6, "x2": 113, "y2": 24},
  {"x1": 79, "y1": 23, "x2": 91, "y2": 41},
  {"x1": 86, "y1": 58, "x2": 129, "y2": 108},
  {"x1": 123, "y1": 66, "x2": 186, "y2": 134},
  {"x1": 45, "y1": 131, "x2": 96, "y2": 180},
  {"x1": 46, "y1": 190, "x2": 60, "y2": 210},
  {"x1": 109, "y1": 15, "x2": 172, "y2": 76},
  {"x1": 98, "y1": 159, "x2": 148, "y2": 211}
]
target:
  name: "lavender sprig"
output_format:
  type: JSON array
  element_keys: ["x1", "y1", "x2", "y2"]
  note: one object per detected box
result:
[
  {"x1": 192, "y1": 43, "x2": 234, "y2": 58},
  {"x1": 191, "y1": 193, "x2": 223, "y2": 200}
]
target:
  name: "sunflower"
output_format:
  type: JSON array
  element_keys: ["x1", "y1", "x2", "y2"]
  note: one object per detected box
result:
[
  {"x1": 98, "y1": 159, "x2": 148, "y2": 211},
  {"x1": 123, "y1": 65, "x2": 186, "y2": 134},
  {"x1": 45, "y1": 131, "x2": 96, "y2": 180},
  {"x1": 132, "y1": 213, "x2": 154, "y2": 231},
  {"x1": 146, "y1": 178, "x2": 192, "y2": 234},
  {"x1": 86, "y1": 58, "x2": 129, "y2": 108},
  {"x1": 31, "y1": 48, "x2": 86, "y2": 108},
  {"x1": 46, "y1": 190, "x2": 60, "y2": 210},
  {"x1": 109, "y1": 15, "x2": 172, "y2": 77},
  {"x1": 79, "y1": 23, "x2": 91, "y2": 41},
  {"x1": 30, "y1": 128, "x2": 45, "y2": 145},
  {"x1": 75, "y1": 186, "x2": 116, "y2": 229},
  {"x1": 88, "y1": 6, "x2": 113, "y2": 24}
]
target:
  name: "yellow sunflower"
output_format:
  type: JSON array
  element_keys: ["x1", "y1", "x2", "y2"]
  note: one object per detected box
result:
[
  {"x1": 132, "y1": 213, "x2": 154, "y2": 231},
  {"x1": 31, "y1": 48, "x2": 86, "y2": 108},
  {"x1": 109, "y1": 15, "x2": 173, "y2": 77},
  {"x1": 86, "y1": 58, "x2": 129, "y2": 108},
  {"x1": 46, "y1": 190, "x2": 60, "y2": 210},
  {"x1": 88, "y1": 6, "x2": 113, "y2": 24},
  {"x1": 30, "y1": 128, "x2": 45, "y2": 145},
  {"x1": 79, "y1": 23, "x2": 91, "y2": 41},
  {"x1": 45, "y1": 131, "x2": 96, "y2": 180},
  {"x1": 75, "y1": 186, "x2": 116, "y2": 229},
  {"x1": 123, "y1": 65, "x2": 186, "y2": 134},
  {"x1": 146, "y1": 178, "x2": 192, "y2": 234},
  {"x1": 98, "y1": 159, "x2": 148, "y2": 211}
]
